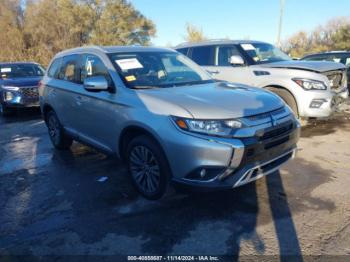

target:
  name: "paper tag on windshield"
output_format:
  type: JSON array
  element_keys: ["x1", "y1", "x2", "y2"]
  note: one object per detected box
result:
[
  {"x1": 115, "y1": 58, "x2": 143, "y2": 70},
  {"x1": 125, "y1": 75, "x2": 136, "y2": 82},
  {"x1": 1, "y1": 68, "x2": 11, "y2": 73},
  {"x1": 241, "y1": 44, "x2": 255, "y2": 51}
]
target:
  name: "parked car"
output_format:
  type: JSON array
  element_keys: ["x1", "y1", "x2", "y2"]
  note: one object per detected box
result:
[
  {"x1": 175, "y1": 40, "x2": 349, "y2": 122},
  {"x1": 0, "y1": 62, "x2": 45, "y2": 116},
  {"x1": 301, "y1": 51, "x2": 350, "y2": 92},
  {"x1": 40, "y1": 46, "x2": 300, "y2": 199}
]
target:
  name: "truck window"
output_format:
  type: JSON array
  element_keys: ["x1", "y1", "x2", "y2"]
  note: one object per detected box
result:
[
  {"x1": 190, "y1": 46, "x2": 215, "y2": 66},
  {"x1": 177, "y1": 48, "x2": 189, "y2": 56},
  {"x1": 217, "y1": 45, "x2": 243, "y2": 66}
]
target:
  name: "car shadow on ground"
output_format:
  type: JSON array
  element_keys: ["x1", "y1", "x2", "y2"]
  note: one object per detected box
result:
[
  {"x1": 0, "y1": 108, "x2": 42, "y2": 124},
  {"x1": 24, "y1": 144, "x2": 303, "y2": 259}
]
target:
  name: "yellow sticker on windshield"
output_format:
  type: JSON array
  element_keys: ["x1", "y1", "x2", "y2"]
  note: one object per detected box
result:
[{"x1": 125, "y1": 75, "x2": 136, "y2": 82}]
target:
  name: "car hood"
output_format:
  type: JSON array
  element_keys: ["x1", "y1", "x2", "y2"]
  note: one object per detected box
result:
[
  {"x1": 0, "y1": 76, "x2": 42, "y2": 88},
  {"x1": 137, "y1": 82, "x2": 284, "y2": 119},
  {"x1": 258, "y1": 60, "x2": 345, "y2": 73}
]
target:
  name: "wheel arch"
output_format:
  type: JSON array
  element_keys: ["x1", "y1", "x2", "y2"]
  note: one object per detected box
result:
[
  {"x1": 118, "y1": 125, "x2": 167, "y2": 164},
  {"x1": 42, "y1": 104, "x2": 54, "y2": 122},
  {"x1": 263, "y1": 84, "x2": 300, "y2": 116}
]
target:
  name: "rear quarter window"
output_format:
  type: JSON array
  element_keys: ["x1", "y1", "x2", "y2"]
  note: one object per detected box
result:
[{"x1": 47, "y1": 58, "x2": 62, "y2": 78}]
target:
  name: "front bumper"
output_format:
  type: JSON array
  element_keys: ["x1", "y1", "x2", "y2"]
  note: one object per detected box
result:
[
  {"x1": 298, "y1": 87, "x2": 348, "y2": 118},
  {"x1": 1, "y1": 88, "x2": 39, "y2": 108},
  {"x1": 161, "y1": 107, "x2": 300, "y2": 189}
]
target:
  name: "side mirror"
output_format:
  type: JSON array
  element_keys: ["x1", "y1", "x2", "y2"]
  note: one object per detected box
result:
[
  {"x1": 83, "y1": 76, "x2": 108, "y2": 91},
  {"x1": 229, "y1": 55, "x2": 245, "y2": 66}
]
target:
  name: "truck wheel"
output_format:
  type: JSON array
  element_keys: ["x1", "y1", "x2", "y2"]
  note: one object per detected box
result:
[
  {"x1": 126, "y1": 135, "x2": 171, "y2": 200},
  {"x1": 266, "y1": 87, "x2": 308, "y2": 126},
  {"x1": 267, "y1": 87, "x2": 298, "y2": 115},
  {"x1": 46, "y1": 110, "x2": 73, "y2": 150},
  {"x1": 0, "y1": 103, "x2": 13, "y2": 117}
]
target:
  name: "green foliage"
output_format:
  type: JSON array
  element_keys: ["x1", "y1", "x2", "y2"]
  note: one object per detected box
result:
[
  {"x1": 184, "y1": 23, "x2": 207, "y2": 43},
  {"x1": 0, "y1": 0, "x2": 156, "y2": 66},
  {"x1": 282, "y1": 17, "x2": 350, "y2": 58},
  {"x1": 90, "y1": 0, "x2": 156, "y2": 46}
]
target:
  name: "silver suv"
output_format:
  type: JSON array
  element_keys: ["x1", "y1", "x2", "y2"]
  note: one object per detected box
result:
[
  {"x1": 176, "y1": 40, "x2": 349, "y2": 121},
  {"x1": 40, "y1": 46, "x2": 300, "y2": 199}
]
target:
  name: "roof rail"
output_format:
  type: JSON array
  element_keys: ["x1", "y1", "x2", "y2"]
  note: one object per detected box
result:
[{"x1": 176, "y1": 38, "x2": 232, "y2": 47}]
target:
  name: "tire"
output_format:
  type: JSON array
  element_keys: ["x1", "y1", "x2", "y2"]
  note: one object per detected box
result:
[
  {"x1": 46, "y1": 110, "x2": 73, "y2": 150},
  {"x1": 267, "y1": 87, "x2": 298, "y2": 116},
  {"x1": 267, "y1": 87, "x2": 308, "y2": 126},
  {"x1": 126, "y1": 135, "x2": 171, "y2": 200},
  {"x1": 0, "y1": 103, "x2": 13, "y2": 117}
]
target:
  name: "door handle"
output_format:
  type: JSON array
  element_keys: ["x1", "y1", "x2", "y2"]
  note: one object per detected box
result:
[{"x1": 207, "y1": 70, "x2": 219, "y2": 75}]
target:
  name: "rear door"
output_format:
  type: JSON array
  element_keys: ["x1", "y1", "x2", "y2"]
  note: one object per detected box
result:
[{"x1": 47, "y1": 54, "x2": 82, "y2": 133}]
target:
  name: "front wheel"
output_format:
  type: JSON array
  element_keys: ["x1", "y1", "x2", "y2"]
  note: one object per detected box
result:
[
  {"x1": 266, "y1": 87, "x2": 308, "y2": 126},
  {"x1": 46, "y1": 110, "x2": 73, "y2": 150},
  {"x1": 126, "y1": 135, "x2": 171, "y2": 200}
]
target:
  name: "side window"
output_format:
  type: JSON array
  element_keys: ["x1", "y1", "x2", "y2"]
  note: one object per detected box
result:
[
  {"x1": 217, "y1": 45, "x2": 243, "y2": 66},
  {"x1": 81, "y1": 54, "x2": 113, "y2": 87},
  {"x1": 345, "y1": 56, "x2": 350, "y2": 67},
  {"x1": 303, "y1": 55, "x2": 325, "y2": 61},
  {"x1": 58, "y1": 54, "x2": 80, "y2": 83},
  {"x1": 177, "y1": 48, "x2": 189, "y2": 56},
  {"x1": 47, "y1": 58, "x2": 62, "y2": 78},
  {"x1": 190, "y1": 46, "x2": 215, "y2": 66}
]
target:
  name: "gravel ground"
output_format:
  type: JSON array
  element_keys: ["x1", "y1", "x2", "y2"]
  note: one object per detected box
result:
[{"x1": 0, "y1": 106, "x2": 350, "y2": 261}]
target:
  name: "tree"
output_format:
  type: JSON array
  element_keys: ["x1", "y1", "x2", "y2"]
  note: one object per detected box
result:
[
  {"x1": 90, "y1": 0, "x2": 155, "y2": 46},
  {"x1": 0, "y1": 0, "x2": 156, "y2": 66},
  {"x1": 332, "y1": 24, "x2": 350, "y2": 50},
  {"x1": 24, "y1": 0, "x2": 96, "y2": 65},
  {"x1": 184, "y1": 23, "x2": 207, "y2": 42},
  {"x1": 282, "y1": 17, "x2": 350, "y2": 57},
  {"x1": 0, "y1": 0, "x2": 25, "y2": 61}
]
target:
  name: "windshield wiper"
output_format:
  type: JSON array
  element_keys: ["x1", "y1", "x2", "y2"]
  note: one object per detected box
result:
[{"x1": 130, "y1": 85, "x2": 157, "y2": 89}]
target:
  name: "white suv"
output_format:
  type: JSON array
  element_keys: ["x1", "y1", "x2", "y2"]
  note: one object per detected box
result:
[{"x1": 176, "y1": 40, "x2": 349, "y2": 120}]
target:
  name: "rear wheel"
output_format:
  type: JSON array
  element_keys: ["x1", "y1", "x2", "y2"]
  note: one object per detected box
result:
[
  {"x1": 126, "y1": 135, "x2": 171, "y2": 200},
  {"x1": 46, "y1": 110, "x2": 73, "y2": 150}
]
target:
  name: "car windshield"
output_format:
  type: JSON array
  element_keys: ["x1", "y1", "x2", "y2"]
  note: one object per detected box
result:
[
  {"x1": 109, "y1": 51, "x2": 214, "y2": 89},
  {"x1": 0, "y1": 64, "x2": 45, "y2": 79},
  {"x1": 241, "y1": 43, "x2": 291, "y2": 64}
]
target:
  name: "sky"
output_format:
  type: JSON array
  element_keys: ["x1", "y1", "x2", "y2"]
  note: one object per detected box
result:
[{"x1": 130, "y1": 0, "x2": 350, "y2": 47}]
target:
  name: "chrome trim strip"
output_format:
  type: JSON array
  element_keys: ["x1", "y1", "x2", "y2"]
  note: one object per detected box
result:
[{"x1": 233, "y1": 148, "x2": 296, "y2": 188}]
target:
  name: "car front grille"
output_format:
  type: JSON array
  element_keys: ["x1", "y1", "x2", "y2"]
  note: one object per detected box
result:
[
  {"x1": 261, "y1": 122, "x2": 294, "y2": 141},
  {"x1": 20, "y1": 86, "x2": 39, "y2": 99},
  {"x1": 324, "y1": 70, "x2": 346, "y2": 92}
]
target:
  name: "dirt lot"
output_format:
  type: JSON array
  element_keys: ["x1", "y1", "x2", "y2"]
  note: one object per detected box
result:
[{"x1": 0, "y1": 105, "x2": 350, "y2": 261}]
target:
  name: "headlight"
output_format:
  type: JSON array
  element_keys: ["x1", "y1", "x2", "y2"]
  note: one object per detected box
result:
[
  {"x1": 172, "y1": 116, "x2": 243, "y2": 136},
  {"x1": 5, "y1": 92, "x2": 14, "y2": 101},
  {"x1": 292, "y1": 78, "x2": 327, "y2": 90},
  {"x1": 1, "y1": 85, "x2": 19, "y2": 91}
]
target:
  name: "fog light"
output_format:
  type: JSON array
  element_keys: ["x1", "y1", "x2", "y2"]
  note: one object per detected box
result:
[
  {"x1": 310, "y1": 99, "x2": 327, "y2": 108},
  {"x1": 5, "y1": 92, "x2": 14, "y2": 101},
  {"x1": 200, "y1": 169, "x2": 206, "y2": 178}
]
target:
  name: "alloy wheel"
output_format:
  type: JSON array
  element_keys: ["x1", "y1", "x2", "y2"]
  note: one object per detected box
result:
[
  {"x1": 48, "y1": 115, "x2": 60, "y2": 144},
  {"x1": 129, "y1": 145, "x2": 161, "y2": 193}
]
